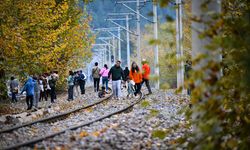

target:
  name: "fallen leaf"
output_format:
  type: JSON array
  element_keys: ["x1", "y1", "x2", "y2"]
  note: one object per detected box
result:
[
  {"x1": 79, "y1": 131, "x2": 89, "y2": 137},
  {"x1": 91, "y1": 131, "x2": 101, "y2": 137}
]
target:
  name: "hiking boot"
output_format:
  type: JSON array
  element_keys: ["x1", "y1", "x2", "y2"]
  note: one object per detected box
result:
[{"x1": 147, "y1": 92, "x2": 152, "y2": 95}]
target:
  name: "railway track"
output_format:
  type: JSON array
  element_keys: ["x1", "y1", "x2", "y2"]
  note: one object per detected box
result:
[
  {"x1": 0, "y1": 91, "x2": 113, "y2": 134},
  {"x1": 0, "y1": 91, "x2": 144, "y2": 150}
]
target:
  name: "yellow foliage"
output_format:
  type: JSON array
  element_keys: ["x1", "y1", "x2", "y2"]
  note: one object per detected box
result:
[{"x1": 0, "y1": 0, "x2": 94, "y2": 87}]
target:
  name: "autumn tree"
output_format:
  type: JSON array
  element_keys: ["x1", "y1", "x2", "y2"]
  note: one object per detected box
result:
[{"x1": 0, "y1": 0, "x2": 94, "y2": 99}]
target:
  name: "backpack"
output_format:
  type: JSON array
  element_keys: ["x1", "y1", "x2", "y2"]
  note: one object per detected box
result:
[
  {"x1": 49, "y1": 78, "x2": 56, "y2": 88},
  {"x1": 74, "y1": 76, "x2": 79, "y2": 85},
  {"x1": 92, "y1": 67, "x2": 101, "y2": 78},
  {"x1": 79, "y1": 73, "x2": 85, "y2": 81}
]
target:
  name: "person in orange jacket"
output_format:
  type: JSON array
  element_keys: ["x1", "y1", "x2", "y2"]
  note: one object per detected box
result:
[
  {"x1": 129, "y1": 62, "x2": 142, "y2": 96},
  {"x1": 141, "y1": 59, "x2": 152, "y2": 95}
]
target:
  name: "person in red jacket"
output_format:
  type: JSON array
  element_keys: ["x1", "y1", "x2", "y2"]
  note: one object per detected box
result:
[
  {"x1": 129, "y1": 62, "x2": 142, "y2": 96},
  {"x1": 141, "y1": 59, "x2": 152, "y2": 95}
]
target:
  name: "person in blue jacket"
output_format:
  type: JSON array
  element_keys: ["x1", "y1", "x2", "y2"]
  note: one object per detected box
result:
[{"x1": 21, "y1": 77, "x2": 36, "y2": 110}]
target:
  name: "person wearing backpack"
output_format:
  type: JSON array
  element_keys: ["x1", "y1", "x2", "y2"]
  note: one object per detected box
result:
[
  {"x1": 67, "y1": 71, "x2": 74, "y2": 101},
  {"x1": 48, "y1": 72, "x2": 57, "y2": 103},
  {"x1": 92, "y1": 62, "x2": 101, "y2": 92},
  {"x1": 123, "y1": 67, "x2": 130, "y2": 89},
  {"x1": 78, "y1": 70, "x2": 86, "y2": 95}
]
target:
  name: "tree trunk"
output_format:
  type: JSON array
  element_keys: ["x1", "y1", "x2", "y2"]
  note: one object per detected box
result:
[{"x1": 192, "y1": 0, "x2": 221, "y2": 68}]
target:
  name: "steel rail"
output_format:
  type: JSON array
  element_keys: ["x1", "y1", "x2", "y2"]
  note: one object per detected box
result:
[
  {"x1": 2, "y1": 93, "x2": 145, "y2": 150},
  {"x1": 0, "y1": 91, "x2": 113, "y2": 134}
]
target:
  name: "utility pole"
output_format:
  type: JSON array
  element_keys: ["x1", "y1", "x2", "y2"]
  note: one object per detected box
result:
[
  {"x1": 94, "y1": 27, "x2": 123, "y2": 67},
  {"x1": 153, "y1": 2, "x2": 159, "y2": 89},
  {"x1": 97, "y1": 36, "x2": 115, "y2": 66},
  {"x1": 92, "y1": 44, "x2": 111, "y2": 68},
  {"x1": 126, "y1": 15, "x2": 131, "y2": 68},
  {"x1": 112, "y1": 36, "x2": 116, "y2": 64},
  {"x1": 102, "y1": 49, "x2": 104, "y2": 67},
  {"x1": 93, "y1": 50, "x2": 103, "y2": 67},
  {"x1": 108, "y1": 40, "x2": 112, "y2": 67},
  {"x1": 176, "y1": 0, "x2": 184, "y2": 93},
  {"x1": 136, "y1": 0, "x2": 141, "y2": 65},
  {"x1": 116, "y1": 1, "x2": 153, "y2": 66},
  {"x1": 106, "y1": 13, "x2": 134, "y2": 67},
  {"x1": 118, "y1": 27, "x2": 121, "y2": 61}
]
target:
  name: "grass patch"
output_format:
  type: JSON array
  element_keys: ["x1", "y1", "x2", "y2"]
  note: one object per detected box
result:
[
  {"x1": 149, "y1": 109, "x2": 160, "y2": 117},
  {"x1": 141, "y1": 100, "x2": 150, "y2": 108},
  {"x1": 152, "y1": 129, "x2": 169, "y2": 139}
]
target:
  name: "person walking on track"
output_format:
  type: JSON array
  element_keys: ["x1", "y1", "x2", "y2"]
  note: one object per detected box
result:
[
  {"x1": 141, "y1": 59, "x2": 152, "y2": 95},
  {"x1": 39, "y1": 75, "x2": 46, "y2": 101},
  {"x1": 78, "y1": 70, "x2": 86, "y2": 95},
  {"x1": 33, "y1": 76, "x2": 40, "y2": 109},
  {"x1": 108, "y1": 60, "x2": 124, "y2": 100},
  {"x1": 123, "y1": 67, "x2": 130, "y2": 89},
  {"x1": 100, "y1": 64, "x2": 109, "y2": 92},
  {"x1": 45, "y1": 73, "x2": 51, "y2": 100},
  {"x1": 92, "y1": 62, "x2": 101, "y2": 92},
  {"x1": 10, "y1": 76, "x2": 19, "y2": 103},
  {"x1": 21, "y1": 77, "x2": 36, "y2": 110},
  {"x1": 73, "y1": 71, "x2": 80, "y2": 98},
  {"x1": 67, "y1": 71, "x2": 74, "y2": 101},
  {"x1": 129, "y1": 62, "x2": 143, "y2": 96},
  {"x1": 48, "y1": 72, "x2": 57, "y2": 103}
]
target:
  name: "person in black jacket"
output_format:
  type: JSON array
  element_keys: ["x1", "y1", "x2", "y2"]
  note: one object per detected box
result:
[
  {"x1": 123, "y1": 67, "x2": 130, "y2": 81},
  {"x1": 78, "y1": 70, "x2": 86, "y2": 95},
  {"x1": 123, "y1": 67, "x2": 130, "y2": 89},
  {"x1": 10, "y1": 76, "x2": 19, "y2": 103},
  {"x1": 108, "y1": 60, "x2": 124, "y2": 100},
  {"x1": 185, "y1": 60, "x2": 192, "y2": 95},
  {"x1": 48, "y1": 71, "x2": 58, "y2": 103}
]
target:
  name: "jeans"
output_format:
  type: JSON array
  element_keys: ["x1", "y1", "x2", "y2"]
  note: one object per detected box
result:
[
  {"x1": 50, "y1": 87, "x2": 56, "y2": 103},
  {"x1": 102, "y1": 77, "x2": 109, "y2": 91},
  {"x1": 11, "y1": 92, "x2": 17, "y2": 102},
  {"x1": 33, "y1": 92, "x2": 40, "y2": 108},
  {"x1": 187, "y1": 88, "x2": 191, "y2": 96},
  {"x1": 26, "y1": 95, "x2": 33, "y2": 110},
  {"x1": 40, "y1": 91, "x2": 47, "y2": 101},
  {"x1": 94, "y1": 78, "x2": 100, "y2": 92},
  {"x1": 134, "y1": 83, "x2": 142, "y2": 96},
  {"x1": 68, "y1": 85, "x2": 74, "y2": 100},
  {"x1": 79, "y1": 80, "x2": 85, "y2": 94},
  {"x1": 46, "y1": 89, "x2": 50, "y2": 100},
  {"x1": 112, "y1": 80, "x2": 121, "y2": 98},
  {"x1": 74, "y1": 85, "x2": 80, "y2": 97},
  {"x1": 141, "y1": 78, "x2": 152, "y2": 93},
  {"x1": 127, "y1": 82, "x2": 134, "y2": 95}
]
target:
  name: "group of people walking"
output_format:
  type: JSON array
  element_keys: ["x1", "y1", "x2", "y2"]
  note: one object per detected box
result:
[
  {"x1": 10, "y1": 71, "x2": 59, "y2": 110},
  {"x1": 9, "y1": 59, "x2": 152, "y2": 110},
  {"x1": 66, "y1": 70, "x2": 86, "y2": 101},
  {"x1": 90, "y1": 59, "x2": 152, "y2": 100}
]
